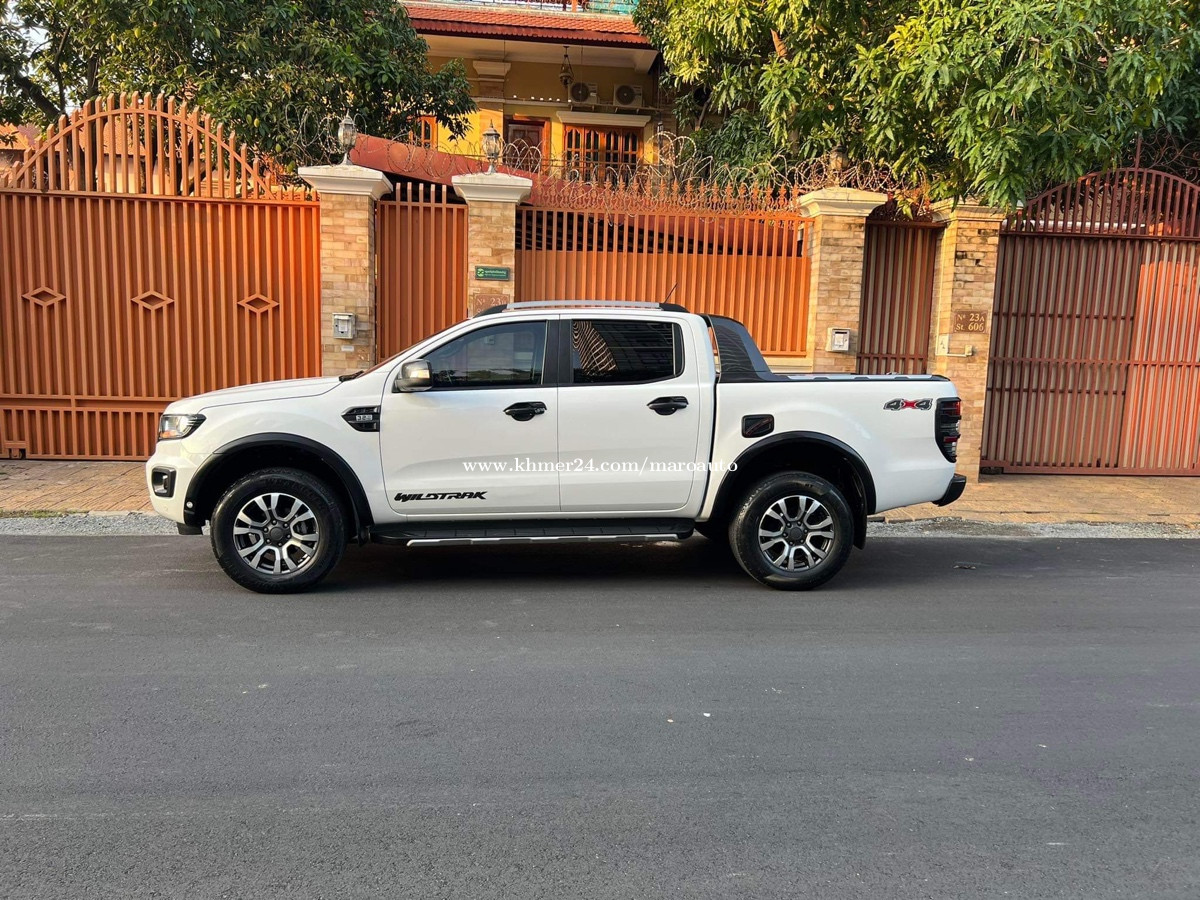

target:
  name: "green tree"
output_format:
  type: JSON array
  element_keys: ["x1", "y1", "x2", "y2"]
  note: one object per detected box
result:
[
  {"x1": 636, "y1": 0, "x2": 1200, "y2": 206},
  {"x1": 0, "y1": 0, "x2": 473, "y2": 164}
]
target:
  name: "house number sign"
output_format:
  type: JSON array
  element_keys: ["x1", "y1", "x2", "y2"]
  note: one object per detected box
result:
[{"x1": 952, "y1": 311, "x2": 988, "y2": 334}]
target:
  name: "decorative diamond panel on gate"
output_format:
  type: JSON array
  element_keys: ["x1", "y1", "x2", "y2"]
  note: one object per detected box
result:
[{"x1": 0, "y1": 93, "x2": 320, "y2": 460}]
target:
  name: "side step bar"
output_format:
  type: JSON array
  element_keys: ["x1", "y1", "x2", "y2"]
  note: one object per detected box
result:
[{"x1": 370, "y1": 518, "x2": 694, "y2": 547}]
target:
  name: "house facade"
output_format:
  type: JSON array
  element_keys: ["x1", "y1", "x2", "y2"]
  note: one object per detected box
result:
[
  {"x1": 403, "y1": 1, "x2": 665, "y2": 174},
  {"x1": 0, "y1": 125, "x2": 36, "y2": 171}
]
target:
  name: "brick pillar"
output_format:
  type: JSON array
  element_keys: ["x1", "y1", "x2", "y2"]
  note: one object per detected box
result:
[
  {"x1": 798, "y1": 188, "x2": 888, "y2": 372},
  {"x1": 928, "y1": 200, "x2": 1008, "y2": 481},
  {"x1": 451, "y1": 172, "x2": 533, "y2": 317},
  {"x1": 297, "y1": 164, "x2": 392, "y2": 376}
]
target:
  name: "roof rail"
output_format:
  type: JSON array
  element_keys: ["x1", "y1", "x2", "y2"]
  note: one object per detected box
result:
[{"x1": 475, "y1": 300, "x2": 690, "y2": 317}]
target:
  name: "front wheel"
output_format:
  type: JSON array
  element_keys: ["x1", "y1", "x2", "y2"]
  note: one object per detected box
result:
[
  {"x1": 728, "y1": 472, "x2": 853, "y2": 591},
  {"x1": 211, "y1": 468, "x2": 346, "y2": 594}
]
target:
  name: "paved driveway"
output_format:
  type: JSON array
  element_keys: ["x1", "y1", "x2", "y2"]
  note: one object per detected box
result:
[{"x1": 2, "y1": 536, "x2": 1198, "y2": 898}]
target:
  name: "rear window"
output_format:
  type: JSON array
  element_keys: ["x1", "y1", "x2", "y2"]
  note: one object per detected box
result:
[{"x1": 570, "y1": 319, "x2": 683, "y2": 385}]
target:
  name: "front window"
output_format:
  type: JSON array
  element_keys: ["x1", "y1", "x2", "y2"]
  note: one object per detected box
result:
[
  {"x1": 564, "y1": 125, "x2": 641, "y2": 182},
  {"x1": 426, "y1": 321, "x2": 547, "y2": 388}
]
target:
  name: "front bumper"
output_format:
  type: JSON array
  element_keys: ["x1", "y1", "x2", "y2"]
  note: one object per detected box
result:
[
  {"x1": 933, "y1": 473, "x2": 967, "y2": 507},
  {"x1": 145, "y1": 444, "x2": 204, "y2": 526}
]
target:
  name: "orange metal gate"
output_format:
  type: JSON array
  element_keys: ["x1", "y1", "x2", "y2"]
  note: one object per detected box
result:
[
  {"x1": 857, "y1": 217, "x2": 943, "y2": 374},
  {"x1": 983, "y1": 168, "x2": 1200, "y2": 474},
  {"x1": 515, "y1": 206, "x2": 812, "y2": 357},
  {"x1": 0, "y1": 94, "x2": 320, "y2": 459},
  {"x1": 376, "y1": 182, "x2": 468, "y2": 357}
]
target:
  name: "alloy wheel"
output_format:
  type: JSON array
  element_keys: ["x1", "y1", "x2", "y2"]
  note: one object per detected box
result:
[
  {"x1": 232, "y1": 492, "x2": 321, "y2": 576},
  {"x1": 757, "y1": 495, "x2": 836, "y2": 571}
]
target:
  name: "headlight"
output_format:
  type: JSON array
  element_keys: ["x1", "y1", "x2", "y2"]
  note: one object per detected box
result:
[{"x1": 158, "y1": 413, "x2": 206, "y2": 441}]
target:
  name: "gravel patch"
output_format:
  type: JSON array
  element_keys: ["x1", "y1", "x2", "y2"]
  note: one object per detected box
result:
[
  {"x1": 0, "y1": 511, "x2": 1194, "y2": 540},
  {"x1": 0, "y1": 511, "x2": 184, "y2": 536},
  {"x1": 869, "y1": 518, "x2": 1200, "y2": 539}
]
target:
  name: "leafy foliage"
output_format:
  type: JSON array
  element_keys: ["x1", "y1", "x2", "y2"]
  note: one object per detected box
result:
[
  {"x1": 636, "y1": 0, "x2": 1200, "y2": 206},
  {"x1": 0, "y1": 0, "x2": 473, "y2": 165}
]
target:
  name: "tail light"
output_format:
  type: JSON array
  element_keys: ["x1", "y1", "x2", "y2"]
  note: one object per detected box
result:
[{"x1": 935, "y1": 397, "x2": 962, "y2": 462}]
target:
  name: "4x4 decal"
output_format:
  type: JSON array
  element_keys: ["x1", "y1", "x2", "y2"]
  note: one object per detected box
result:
[
  {"x1": 395, "y1": 491, "x2": 487, "y2": 502},
  {"x1": 884, "y1": 398, "x2": 933, "y2": 411}
]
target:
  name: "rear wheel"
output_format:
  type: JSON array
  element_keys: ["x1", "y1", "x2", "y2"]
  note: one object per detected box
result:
[
  {"x1": 729, "y1": 471, "x2": 853, "y2": 591},
  {"x1": 211, "y1": 468, "x2": 346, "y2": 593}
]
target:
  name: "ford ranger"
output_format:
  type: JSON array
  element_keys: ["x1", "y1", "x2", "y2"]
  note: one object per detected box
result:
[{"x1": 146, "y1": 301, "x2": 965, "y2": 593}]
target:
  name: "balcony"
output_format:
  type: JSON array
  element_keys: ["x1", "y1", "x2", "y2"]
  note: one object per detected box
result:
[{"x1": 425, "y1": 0, "x2": 638, "y2": 14}]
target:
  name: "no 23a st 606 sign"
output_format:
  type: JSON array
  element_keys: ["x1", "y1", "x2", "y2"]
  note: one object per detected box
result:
[{"x1": 952, "y1": 311, "x2": 988, "y2": 333}]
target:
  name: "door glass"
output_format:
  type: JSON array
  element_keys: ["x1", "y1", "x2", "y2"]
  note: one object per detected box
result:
[
  {"x1": 571, "y1": 320, "x2": 682, "y2": 385},
  {"x1": 426, "y1": 321, "x2": 546, "y2": 389}
]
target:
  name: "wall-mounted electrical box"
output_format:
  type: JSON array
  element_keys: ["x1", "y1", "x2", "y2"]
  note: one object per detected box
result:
[
  {"x1": 332, "y1": 313, "x2": 357, "y2": 339},
  {"x1": 936, "y1": 334, "x2": 975, "y2": 358},
  {"x1": 828, "y1": 327, "x2": 852, "y2": 353}
]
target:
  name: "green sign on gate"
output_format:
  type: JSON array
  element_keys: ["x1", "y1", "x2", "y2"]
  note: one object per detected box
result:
[{"x1": 474, "y1": 265, "x2": 512, "y2": 281}]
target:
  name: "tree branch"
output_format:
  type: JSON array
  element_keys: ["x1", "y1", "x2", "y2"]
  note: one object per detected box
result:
[{"x1": 3, "y1": 66, "x2": 64, "y2": 120}]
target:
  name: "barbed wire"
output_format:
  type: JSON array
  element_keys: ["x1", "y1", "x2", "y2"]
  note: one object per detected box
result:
[{"x1": 354, "y1": 131, "x2": 926, "y2": 214}]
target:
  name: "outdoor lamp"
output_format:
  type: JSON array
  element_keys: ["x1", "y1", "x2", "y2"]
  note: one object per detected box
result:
[
  {"x1": 337, "y1": 113, "x2": 357, "y2": 165},
  {"x1": 828, "y1": 144, "x2": 849, "y2": 182},
  {"x1": 482, "y1": 122, "x2": 501, "y2": 174},
  {"x1": 559, "y1": 46, "x2": 574, "y2": 88}
]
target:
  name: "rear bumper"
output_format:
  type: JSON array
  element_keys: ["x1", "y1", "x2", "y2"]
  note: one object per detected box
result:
[{"x1": 933, "y1": 474, "x2": 967, "y2": 507}]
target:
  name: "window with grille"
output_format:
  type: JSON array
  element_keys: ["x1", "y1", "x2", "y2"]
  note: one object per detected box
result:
[
  {"x1": 410, "y1": 116, "x2": 438, "y2": 149},
  {"x1": 563, "y1": 125, "x2": 641, "y2": 181}
]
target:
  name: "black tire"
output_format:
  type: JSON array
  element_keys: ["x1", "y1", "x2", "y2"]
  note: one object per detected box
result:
[
  {"x1": 728, "y1": 471, "x2": 853, "y2": 591},
  {"x1": 210, "y1": 467, "x2": 346, "y2": 594}
]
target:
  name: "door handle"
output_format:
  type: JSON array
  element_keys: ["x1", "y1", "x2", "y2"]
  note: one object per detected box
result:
[
  {"x1": 504, "y1": 401, "x2": 547, "y2": 422},
  {"x1": 647, "y1": 396, "x2": 689, "y2": 416}
]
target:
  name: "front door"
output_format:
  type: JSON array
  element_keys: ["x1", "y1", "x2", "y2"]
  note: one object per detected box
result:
[
  {"x1": 380, "y1": 319, "x2": 559, "y2": 518},
  {"x1": 504, "y1": 120, "x2": 547, "y2": 171},
  {"x1": 556, "y1": 317, "x2": 706, "y2": 513}
]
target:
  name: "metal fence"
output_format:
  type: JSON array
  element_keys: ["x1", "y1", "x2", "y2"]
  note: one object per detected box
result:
[
  {"x1": 376, "y1": 182, "x2": 469, "y2": 356},
  {"x1": 0, "y1": 94, "x2": 320, "y2": 460},
  {"x1": 857, "y1": 219, "x2": 943, "y2": 374},
  {"x1": 983, "y1": 167, "x2": 1200, "y2": 474},
  {"x1": 515, "y1": 207, "x2": 812, "y2": 356}
]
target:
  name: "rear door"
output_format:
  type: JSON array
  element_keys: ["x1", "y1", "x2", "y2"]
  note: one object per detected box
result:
[{"x1": 556, "y1": 316, "x2": 707, "y2": 513}]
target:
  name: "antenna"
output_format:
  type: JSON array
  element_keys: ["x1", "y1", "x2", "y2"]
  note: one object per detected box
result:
[{"x1": 663, "y1": 282, "x2": 678, "y2": 304}]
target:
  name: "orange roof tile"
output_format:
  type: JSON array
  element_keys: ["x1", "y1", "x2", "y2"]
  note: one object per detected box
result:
[
  {"x1": 0, "y1": 123, "x2": 37, "y2": 151},
  {"x1": 403, "y1": 2, "x2": 651, "y2": 47}
]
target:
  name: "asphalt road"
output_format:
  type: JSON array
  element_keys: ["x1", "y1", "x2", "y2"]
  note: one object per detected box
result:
[{"x1": 1, "y1": 535, "x2": 1198, "y2": 899}]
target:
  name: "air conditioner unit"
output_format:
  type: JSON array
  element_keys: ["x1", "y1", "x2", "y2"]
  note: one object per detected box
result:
[
  {"x1": 613, "y1": 84, "x2": 644, "y2": 109},
  {"x1": 569, "y1": 82, "x2": 599, "y2": 105}
]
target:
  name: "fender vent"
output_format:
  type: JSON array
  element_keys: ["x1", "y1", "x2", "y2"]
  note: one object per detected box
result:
[{"x1": 342, "y1": 406, "x2": 381, "y2": 432}]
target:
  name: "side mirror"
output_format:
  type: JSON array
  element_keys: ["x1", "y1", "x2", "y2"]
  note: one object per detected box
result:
[{"x1": 394, "y1": 359, "x2": 432, "y2": 392}]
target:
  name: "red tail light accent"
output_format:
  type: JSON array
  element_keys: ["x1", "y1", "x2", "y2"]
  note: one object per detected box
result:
[{"x1": 935, "y1": 397, "x2": 962, "y2": 462}]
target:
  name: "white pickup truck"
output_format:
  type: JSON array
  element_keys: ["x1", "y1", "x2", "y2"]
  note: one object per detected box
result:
[{"x1": 146, "y1": 301, "x2": 965, "y2": 593}]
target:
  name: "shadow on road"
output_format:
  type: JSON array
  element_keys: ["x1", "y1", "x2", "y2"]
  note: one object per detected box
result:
[{"x1": 310, "y1": 535, "x2": 987, "y2": 597}]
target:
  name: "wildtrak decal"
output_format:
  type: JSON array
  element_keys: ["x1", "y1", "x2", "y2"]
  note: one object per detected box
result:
[{"x1": 395, "y1": 491, "x2": 488, "y2": 502}]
